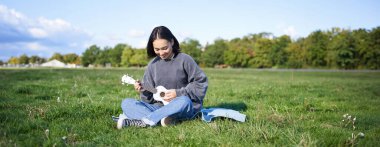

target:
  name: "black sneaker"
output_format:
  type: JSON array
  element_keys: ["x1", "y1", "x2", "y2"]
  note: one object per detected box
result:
[{"x1": 117, "y1": 119, "x2": 147, "y2": 129}]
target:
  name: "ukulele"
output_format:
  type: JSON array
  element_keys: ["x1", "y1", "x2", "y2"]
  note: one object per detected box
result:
[{"x1": 121, "y1": 74, "x2": 169, "y2": 105}]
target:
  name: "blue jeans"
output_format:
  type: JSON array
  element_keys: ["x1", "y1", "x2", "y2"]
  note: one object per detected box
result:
[{"x1": 121, "y1": 96, "x2": 196, "y2": 126}]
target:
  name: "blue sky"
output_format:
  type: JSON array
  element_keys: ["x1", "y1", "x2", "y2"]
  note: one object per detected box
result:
[{"x1": 0, "y1": 0, "x2": 379, "y2": 61}]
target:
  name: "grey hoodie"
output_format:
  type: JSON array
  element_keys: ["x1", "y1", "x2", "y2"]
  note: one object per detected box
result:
[{"x1": 140, "y1": 53, "x2": 208, "y2": 112}]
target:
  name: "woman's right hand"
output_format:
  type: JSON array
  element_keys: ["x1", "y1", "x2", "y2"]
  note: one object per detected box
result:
[{"x1": 134, "y1": 80, "x2": 143, "y2": 92}]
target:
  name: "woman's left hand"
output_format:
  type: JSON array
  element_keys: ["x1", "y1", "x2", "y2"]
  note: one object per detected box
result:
[{"x1": 163, "y1": 89, "x2": 176, "y2": 102}]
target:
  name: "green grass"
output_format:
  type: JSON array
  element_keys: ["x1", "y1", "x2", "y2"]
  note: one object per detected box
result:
[{"x1": 0, "y1": 68, "x2": 379, "y2": 146}]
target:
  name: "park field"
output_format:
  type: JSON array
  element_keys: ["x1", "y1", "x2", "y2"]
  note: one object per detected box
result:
[{"x1": 0, "y1": 68, "x2": 379, "y2": 146}]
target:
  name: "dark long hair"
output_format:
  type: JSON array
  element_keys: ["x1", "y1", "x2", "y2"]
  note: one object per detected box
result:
[{"x1": 146, "y1": 26, "x2": 180, "y2": 58}]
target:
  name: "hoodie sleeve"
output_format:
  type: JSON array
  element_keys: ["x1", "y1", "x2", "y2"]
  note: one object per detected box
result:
[
  {"x1": 140, "y1": 64, "x2": 155, "y2": 104},
  {"x1": 175, "y1": 56, "x2": 208, "y2": 104}
]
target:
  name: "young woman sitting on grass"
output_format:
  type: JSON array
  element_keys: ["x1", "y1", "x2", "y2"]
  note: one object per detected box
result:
[{"x1": 117, "y1": 26, "x2": 208, "y2": 128}]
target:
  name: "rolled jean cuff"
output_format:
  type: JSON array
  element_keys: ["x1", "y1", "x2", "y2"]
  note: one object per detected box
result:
[{"x1": 142, "y1": 118, "x2": 156, "y2": 126}]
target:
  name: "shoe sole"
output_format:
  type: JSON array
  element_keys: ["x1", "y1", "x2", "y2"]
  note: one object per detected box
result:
[
  {"x1": 161, "y1": 117, "x2": 175, "y2": 127},
  {"x1": 117, "y1": 118, "x2": 124, "y2": 129}
]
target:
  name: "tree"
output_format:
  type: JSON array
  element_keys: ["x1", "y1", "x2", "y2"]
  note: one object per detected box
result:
[
  {"x1": 352, "y1": 28, "x2": 370, "y2": 69},
  {"x1": 63, "y1": 53, "x2": 79, "y2": 64},
  {"x1": 95, "y1": 47, "x2": 111, "y2": 67},
  {"x1": 180, "y1": 38, "x2": 202, "y2": 64},
  {"x1": 29, "y1": 55, "x2": 46, "y2": 64},
  {"x1": 224, "y1": 37, "x2": 254, "y2": 67},
  {"x1": 285, "y1": 38, "x2": 307, "y2": 68},
  {"x1": 49, "y1": 53, "x2": 64, "y2": 62},
  {"x1": 327, "y1": 29, "x2": 357, "y2": 69},
  {"x1": 366, "y1": 27, "x2": 380, "y2": 69},
  {"x1": 201, "y1": 39, "x2": 228, "y2": 67},
  {"x1": 18, "y1": 54, "x2": 29, "y2": 64},
  {"x1": 129, "y1": 49, "x2": 148, "y2": 67},
  {"x1": 8, "y1": 56, "x2": 19, "y2": 65},
  {"x1": 0, "y1": 60, "x2": 4, "y2": 66},
  {"x1": 109, "y1": 44, "x2": 129, "y2": 67},
  {"x1": 304, "y1": 30, "x2": 329, "y2": 67},
  {"x1": 121, "y1": 47, "x2": 134, "y2": 67},
  {"x1": 250, "y1": 38, "x2": 273, "y2": 68},
  {"x1": 29, "y1": 55, "x2": 39, "y2": 64},
  {"x1": 82, "y1": 45, "x2": 101, "y2": 67},
  {"x1": 271, "y1": 35, "x2": 291, "y2": 67}
]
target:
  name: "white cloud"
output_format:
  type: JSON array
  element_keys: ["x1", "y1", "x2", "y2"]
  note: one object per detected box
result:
[
  {"x1": 0, "y1": 4, "x2": 92, "y2": 60},
  {"x1": 283, "y1": 26, "x2": 297, "y2": 37},
  {"x1": 26, "y1": 42, "x2": 47, "y2": 51},
  {"x1": 0, "y1": 5, "x2": 27, "y2": 25},
  {"x1": 276, "y1": 23, "x2": 298, "y2": 38},
  {"x1": 37, "y1": 17, "x2": 74, "y2": 34},
  {"x1": 28, "y1": 28, "x2": 48, "y2": 38}
]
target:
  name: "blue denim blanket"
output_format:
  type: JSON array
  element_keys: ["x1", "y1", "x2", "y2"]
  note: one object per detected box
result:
[{"x1": 200, "y1": 108, "x2": 246, "y2": 123}]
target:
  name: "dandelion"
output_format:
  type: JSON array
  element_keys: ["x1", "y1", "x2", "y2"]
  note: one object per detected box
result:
[{"x1": 353, "y1": 117, "x2": 356, "y2": 121}]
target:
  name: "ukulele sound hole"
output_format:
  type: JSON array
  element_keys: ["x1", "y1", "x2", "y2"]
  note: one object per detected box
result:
[{"x1": 160, "y1": 92, "x2": 165, "y2": 97}]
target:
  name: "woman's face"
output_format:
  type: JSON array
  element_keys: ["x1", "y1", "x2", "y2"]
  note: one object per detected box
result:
[{"x1": 153, "y1": 38, "x2": 174, "y2": 59}]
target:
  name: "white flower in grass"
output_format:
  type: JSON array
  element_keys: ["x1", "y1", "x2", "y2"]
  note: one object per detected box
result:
[
  {"x1": 57, "y1": 97, "x2": 61, "y2": 102},
  {"x1": 348, "y1": 115, "x2": 352, "y2": 119},
  {"x1": 358, "y1": 132, "x2": 365, "y2": 138},
  {"x1": 343, "y1": 114, "x2": 348, "y2": 118},
  {"x1": 353, "y1": 117, "x2": 356, "y2": 121},
  {"x1": 45, "y1": 129, "x2": 49, "y2": 139},
  {"x1": 62, "y1": 136, "x2": 67, "y2": 140}
]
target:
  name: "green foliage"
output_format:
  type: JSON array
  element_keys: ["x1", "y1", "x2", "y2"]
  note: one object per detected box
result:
[
  {"x1": 224, "y1": 37, "x2": 254, "y2": 67},
  {"x1": 202, "y1": 39, "x2": 228, "y2": 67},
  {"x1": 81, "y1": 45, "x2": 101, "y2": 67},
  {"x1": 18, "y1": 54, "x2": 29, "y2": 64},
  {"x1": 95, "y1": 47, "x2": 111, "y2": 67},
  {"x1": 271, "y1": 35, "x2": 291, "y2": 67},
  {"x1": 0, "y1": 69, "x2": 379, "y2": 146},
  {"x1": 49, "y1": 53, "x2": 64, "y2": 62},
  {"x1": 29, "y1": 55, "x2": 46, "y2": 64},
  {"x1": 304, "y1": 30, "x2": 329, "y2": 67},
  {"x1": 251, "y1": 38, "x2": 273, "y2": 68},
  {"x1": 285, "y1": 39, "x2": 307, "y2": 68},
  {"x1": 128, "y1": 49, "x2": 148, "y2": 67},
  {"x1": 352, "y1": 28, "x2": 370, "y2": 69},
  {"x1": 327, "y1": 28, "x2": 358, "y2": 69},
  {"x1": 7, "y1": 56, "x2": 19, "y2": 64},
  {"x1": 180, "y1": 38, "x2": 202, "y2": 64},
  {"x1": 109, "y1": 44, "x2": 128, "y2": 67},
  {"x1": 367, "y1": 27, "x2": 380, "y2": 69},
  {"x1": 63, "y1": 53, "x2": 79, "y2": 64},
  {"x1": 120, "y1": 47, "x2": 134, "y2": 67}
]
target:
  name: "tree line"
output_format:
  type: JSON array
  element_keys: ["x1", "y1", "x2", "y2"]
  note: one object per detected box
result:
[{"x1": 3, "y1": 26, "x2": 380, "y2": 69}]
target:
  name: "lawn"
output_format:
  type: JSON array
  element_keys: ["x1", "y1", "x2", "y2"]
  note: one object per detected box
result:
[{"x1": 0, "y1": 68, "x2": 379, "y2": 146}]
